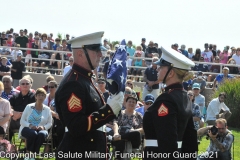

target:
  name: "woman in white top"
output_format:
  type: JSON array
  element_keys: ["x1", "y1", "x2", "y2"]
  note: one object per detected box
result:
[
  {"x1": 0, "y1": 82, "x2": 11, "y2": 140},
  {"x1": 19, "y1": 88, "x2": 52, "y2": 154},
  {"x1": 38, "y1": 33, "x2": 49, "y2": 49},
  {"x1": 43, "y1": 80, "x2": 60, "y2": 120}
]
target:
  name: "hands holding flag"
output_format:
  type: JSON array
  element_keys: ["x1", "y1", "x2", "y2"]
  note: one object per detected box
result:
[{"x1": 106, "y1": 39, "x2": 127, "y2": 115}]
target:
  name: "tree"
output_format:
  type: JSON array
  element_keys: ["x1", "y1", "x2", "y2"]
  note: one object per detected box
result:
[{"x1": 212, "y1": 78, "x2": 240, "y2": 128}]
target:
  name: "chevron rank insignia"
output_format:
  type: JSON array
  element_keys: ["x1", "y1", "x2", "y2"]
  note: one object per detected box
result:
[
  {"x1": 67, "y1": 93, "x2": 82, "y2": 112},
  {"x1": 158, "y1": 103, "x2": 168, "y2": 116}
]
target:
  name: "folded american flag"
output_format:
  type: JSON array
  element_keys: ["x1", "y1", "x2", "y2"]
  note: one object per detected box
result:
[{"x1": 107, "y1": 39, "x2": 127, "y2": 95}]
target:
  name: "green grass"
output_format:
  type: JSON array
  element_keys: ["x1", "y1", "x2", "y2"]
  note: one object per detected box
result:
[{"x1": 2, "y1": 128, "x2": 239, "y2": 160}]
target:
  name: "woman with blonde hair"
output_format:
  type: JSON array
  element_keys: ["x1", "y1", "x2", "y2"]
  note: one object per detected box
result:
[
  {"x1": 0, "y1": 82, "x2": 11, "y2": 139},
  {"x1": 143, "y1": 46, "x2": 198, "y2": 159},
  {"x1": 136, "y1": 45, "x2": 145, "y2": 57}
]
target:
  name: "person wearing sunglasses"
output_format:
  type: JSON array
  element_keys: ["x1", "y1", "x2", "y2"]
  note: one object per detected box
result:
[
  {"x1": 43, "y1": 80, "x2": 59, "y2": 127},
  {"x1": 42, "y1": 75, "x2": 55, "y2": 93},
  {"x1": 143, "y1": 46, "x2": 198, "y2": 159},
  {"x1": 187, "y1": 90, "x2": 201, "y2": 131},
  {"x1": 55, "y1": 31, "x2": 123, "y2": 159},
  {"x1": 135, "y1": 94, "x2": 154, "y2": 116},
  {"x1": 9, "y1": 76, "x2": 35, "y2": 143},
  {"x1": 63, "y1": 56, "x2": 74, "y2": 77},
  {"x1": 197, "y1": 118, "x2": 233, "y2": 160},
  {"x1": 122, "y1": 86, "x2": 133, "y2": 110}
]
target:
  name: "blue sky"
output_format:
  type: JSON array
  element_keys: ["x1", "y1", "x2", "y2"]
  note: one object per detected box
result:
[{"x1": 1, "y1": 0, "x2": 240, "y2": 52}]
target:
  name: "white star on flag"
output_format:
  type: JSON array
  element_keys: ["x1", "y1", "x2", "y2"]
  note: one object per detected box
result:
[
  {"x1": 118, "y1": 45, "x2": 126, "y2": 52},
  {"x1": 120, "y1": 73, "x2": 125, "y2": 83},
  {"x1": 113, "y1": 59, "x2": 123, "y2": 67}
]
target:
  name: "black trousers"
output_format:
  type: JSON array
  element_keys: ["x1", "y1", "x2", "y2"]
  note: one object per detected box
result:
[
  {"x1": 52, "y1": 118, "x2": 65, "y2": 149},
  {"x1": 112, "y1": 131, "x2": 141, "y2": 159}
]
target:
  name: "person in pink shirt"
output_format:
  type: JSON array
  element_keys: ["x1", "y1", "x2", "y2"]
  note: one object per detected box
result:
[
  {"x1": 6, "y1": 34, "x2": 13, "y2": 47},
  {"x1": 219, "y1": 47, "x2": 229, "y2": 64},
  {"x1": 26, "y1": 33, "x2": 34, "y2": 68}
]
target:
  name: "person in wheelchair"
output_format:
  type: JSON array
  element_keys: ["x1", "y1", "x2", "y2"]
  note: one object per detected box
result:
[
  {"x1": 197, "y1": 118, "x2": 233, "y2": 160},
  {"x1": 112, "y1": 95, "x2": 143, "y2": 160}
]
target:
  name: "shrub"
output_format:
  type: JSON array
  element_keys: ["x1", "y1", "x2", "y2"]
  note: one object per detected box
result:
[{"x1": 212, "y1": 78, "x2": 240, "y2": 128}]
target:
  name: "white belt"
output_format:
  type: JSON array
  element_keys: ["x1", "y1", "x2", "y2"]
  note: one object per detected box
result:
[
  {"x1": 144, "y1": 139, "x2": 182, "y2": 148},
  {"x1": 65, "y1": 125, "x2": 106, "y2": 133}
]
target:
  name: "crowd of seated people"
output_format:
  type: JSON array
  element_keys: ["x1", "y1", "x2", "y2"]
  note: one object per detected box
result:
[
  {"x1": 2, "y1": 28, "x2": 240, "y2": 86},
  {"x1": 0, "y1": 28, "x2": 239, "y2": 159}
]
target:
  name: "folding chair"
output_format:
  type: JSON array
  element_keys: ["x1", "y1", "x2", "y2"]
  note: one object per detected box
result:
[{"x1": 43, "y1": 120, "x2": 54, "y2": 154}]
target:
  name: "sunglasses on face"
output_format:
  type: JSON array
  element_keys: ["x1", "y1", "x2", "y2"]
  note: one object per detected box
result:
[
  {"x1": 98, "y1": 82, "x2": 105, "y2": 84},
  {"x1": 145, "y1": 102, "x2": 153, "y2": 105},
  {"x1": 21, "y1": 83, "x2": 30, "y2": 86},
  {"x1": 69, "y1": 60, "x2": 73, "y2": 62},
  {"x1": 48, "y1": 86, "x2": 55, "y2": 88},
  {"x1": 127, "y1": 83, "x2": 133, "y2": 86},
  {"x1": 84, "y1": 44, "x2": 101, "y2": 52},
  {"x1": 188, "y1": 94, "x2": 194, "y2": 96}
]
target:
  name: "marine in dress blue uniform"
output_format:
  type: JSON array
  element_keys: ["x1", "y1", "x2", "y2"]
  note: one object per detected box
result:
[
  {"x1": 143, "y1": 47, "x2": 198, "y2": 160},
  {"x1": 55, "y1": 32, "x2": 123, "y2": 160}
]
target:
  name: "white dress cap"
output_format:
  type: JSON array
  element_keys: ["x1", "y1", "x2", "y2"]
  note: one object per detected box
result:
[
  {"x1": 155, "y1": 46, "x2": 195, "y2": 70},
  {"x1": 68, "y1": 31, "x2": 104, "y2": 49}
]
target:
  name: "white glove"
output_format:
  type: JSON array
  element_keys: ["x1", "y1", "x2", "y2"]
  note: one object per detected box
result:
[{"x1": 107, "y1": 91, "x2": 124, "y2": 115}]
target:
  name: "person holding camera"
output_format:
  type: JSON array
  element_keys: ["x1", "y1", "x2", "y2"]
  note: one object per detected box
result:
[
  {"x1": 197, "y1": 118, "x2": 233, "y2": 160},
  {"x1": 206, "y1": 92, "x2": 232, "y2": 126}
]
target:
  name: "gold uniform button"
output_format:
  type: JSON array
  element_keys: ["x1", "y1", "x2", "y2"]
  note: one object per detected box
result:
[
  {"x1": 74, "y1": 72, "x2": 76, "y2": 74},
  {"x1": 102, "y1": 114, "x2": 104, "y2": 117},
  {"x1": 95, "y1": 118, "x2": 98, "y2": 121},
  {"x1": 108, "y1": 110, "x2": 111, "y2": 113},
  {"x1": 91, "y1": 139, "x2": 93, "y2": 142},
  {"x1": 88, "y1": 73, "x2": 91, "y2": 76}
]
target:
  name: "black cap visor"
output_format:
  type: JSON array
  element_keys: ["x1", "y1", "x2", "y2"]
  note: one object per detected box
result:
[{"x1": 154, "y1": 58, "x2": 172, "y2": 66}]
